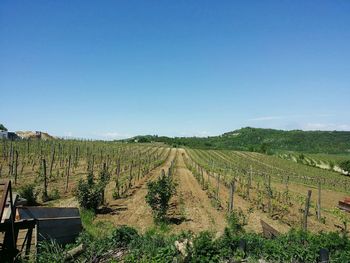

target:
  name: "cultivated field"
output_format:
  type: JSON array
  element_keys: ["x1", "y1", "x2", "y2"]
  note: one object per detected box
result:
[{"x1": 1, "y1": 139, "x2": 349, "y2": 237}]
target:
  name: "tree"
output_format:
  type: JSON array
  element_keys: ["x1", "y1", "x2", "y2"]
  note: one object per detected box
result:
[
  {"x1": 145, "y1": 170, "x2": 176, "y2": 222},
  {"x1": 260, "y1": 143, "x2": 268, "y2": 154},
  {"x1": 339, "y1": 160, "x2": 350, "y2": 175},
  {"x1": 0, "y1": 124, "x2": 7, "y2": 131}
]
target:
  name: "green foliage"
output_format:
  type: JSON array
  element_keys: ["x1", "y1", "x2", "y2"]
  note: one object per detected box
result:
[
  {"x1": 226, "y1": 210, "x2": 246, "y2": 233},
  {"x1": 80, "y1": 209, "x2": 114, "y2": 239},
  {"x1": 74, "y1": 171, "x2": 102, "y2": 212},
  {"x1": 98, "y1": 163, "x2": 110, "y2": 186},
  {"x1": 18, "y1": 184, "x2": 38, "y2": 205},
  {"x1": 36, "y1": 222, "x2": 350, "y2": 263},
  {"x1": 0, "y1": 123, "x2": 7, "y2": 131},
  {"x1": 37, "y1": 239, "x2": 66, "y2": 263},
  {"x1": 49, "y1": 188, "x2": 60, "y2": 200},
  {"x1": 191, "y1": 231, "x2": 220, "y2": 263},
  {"x1": 111, "y1": 226, "x2": 139, "y2": 247},
  {"x1": 145, "y1": 172, "x2": 176, "y2": 222},
  {"x1": 339, "y1": 160, "x2": 350, "y2": 174},
  {"x1": 129, "y1": 127, "x2": 350, "y2": 154},
  {"x1": 124, "y1": 229, "x2": 180, "y2": 262}
]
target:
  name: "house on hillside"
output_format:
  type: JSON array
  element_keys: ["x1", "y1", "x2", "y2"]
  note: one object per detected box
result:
[
  {"x1": 0, "y1": 131, "x2": 19, "y2": 140},
  {"x1": 0, "y1": 131, "x2": 7, "y2": 139},
  {"x1": 35, "y1": 131, "x2": 42, "y2": 139}
]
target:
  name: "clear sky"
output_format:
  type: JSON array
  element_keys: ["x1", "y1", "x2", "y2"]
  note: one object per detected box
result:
[{"x1": 1, "y1": 1, "x2": 349, "y2": 139}]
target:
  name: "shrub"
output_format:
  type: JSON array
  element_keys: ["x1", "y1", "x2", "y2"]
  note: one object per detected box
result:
[
  {"x1": 145, "y1": 171, "x2": 176, "y2": 222},
  {"x1": 37, "y1": 239, "x2": 66, "y2": 263},
  {"x1": 226, "y1": 210, "x2": 246, "y2": 233},
  {"x1": 339, "y1": 160, "x2": 350, "y2": 174},
  {"x1": 49, "y1": 188, "x2": 60, "y2": 200},
  {"x1": 191, "y1": 231, "x2": 220, "y2": 263},
  {"x1": 111, "y1": 226, "x2": 139, "y2": 247},
  {"x1": 74, "y1": 171, "x2": 102, "y2": 212},
  {"x1": 19, "y1": 184, "x2": 38, "y2": 205}
]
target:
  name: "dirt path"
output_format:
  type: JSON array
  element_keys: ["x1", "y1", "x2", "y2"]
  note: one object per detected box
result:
[
  {"x1": 169, "y1": 149, "x2": 227, "y2": 236},
  {"x1": 96, "y1": 148, "x2": 177, "y2": 232}
]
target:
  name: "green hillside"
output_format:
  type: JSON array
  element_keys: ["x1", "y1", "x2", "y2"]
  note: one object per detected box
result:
[{"x1": 128, "y1": 127, "x2": 350, "y2": 154}]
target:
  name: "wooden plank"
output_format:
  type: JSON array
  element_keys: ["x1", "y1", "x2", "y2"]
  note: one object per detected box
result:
[
  {"x1": 0, "y1": 180, "x2": 10, "y2": 221},
  {"x1": 18, "y1": 207, "x2": 80, "y2": 219},
  {"x1": 260, "y1": 220, "x2": 280, "y2": 239},
  {"x1": 0, "y1": 219, "x2": 36, "y2": 231},
  {"x1": 339, "y1": 201, "x2": 350, "y2": 212}
]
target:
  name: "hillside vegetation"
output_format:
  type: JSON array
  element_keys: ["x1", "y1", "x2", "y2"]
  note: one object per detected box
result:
[{"x1": 129, "y1": 127, "x2": 350, "y2": 154}]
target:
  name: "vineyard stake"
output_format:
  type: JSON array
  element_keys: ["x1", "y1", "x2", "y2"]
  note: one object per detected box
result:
[
  {"x1": 303, "y1": 190, "x2": 312, "y2": 231},
  {"x1": 229, "y1": 180, "x2": 235, "y2": 213},
  {"x1": 317, "y1": 181, "x2": 321, "y2": 221}
]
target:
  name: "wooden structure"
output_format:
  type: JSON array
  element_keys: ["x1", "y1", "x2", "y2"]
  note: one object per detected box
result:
[
  {"x1": 1, "y1": 180, "x2": 82, "y2": 261},
  {"x1": 260, "y1": 220, "x2": 280, "y2": 239},
  {"x1": 338, "y1": 197, "x2": 350, "y2": 213},
  {"x1": 0, "y1": 180, "x2": 36, "y2": 261}
]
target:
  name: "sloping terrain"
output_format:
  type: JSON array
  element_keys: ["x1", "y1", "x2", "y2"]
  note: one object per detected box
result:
[{"x1": 127, "y1": 127, "x2": 350, "y2": 153}]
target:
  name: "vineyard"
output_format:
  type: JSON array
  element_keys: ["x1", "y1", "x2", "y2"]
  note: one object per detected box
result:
[
  {"x1": 186, "y1": 149, "x2": 350, "y2": 233},
  {"x1": 1, "y1": 139, "x2": 350, "y2": 262},
  {"x1": 0, "y1": 140, "x2": 170, "y2": 208}
]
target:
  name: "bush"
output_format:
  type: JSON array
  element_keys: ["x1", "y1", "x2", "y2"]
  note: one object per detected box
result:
[
  {"x1": 37, "y1": 239, "x2": 66, "y2": 263},
  {"x1": 226, "y1": 210, "x2": 246, "y2": 233},
  {"x1": 19, "y1": 184, "x2": 38, "y2": 205},
  {"x1": 339, "y1": 160, "x2": 350, "y2": 174},
  {"x1": 145, "y1": 171, "x2": 176, "y2": 222},
  {"x1": 74, "y1": 172, "x2": 102, "y2": 212},
  {"x1": 191, "y1": 231, "x2": 220, "y2": 263},
  {"x1": 49, "y1": 188, "x2": 60, "y2": 200},
  {"x1": 111, "y1": 226, "x2": 139, "y2": 247}
]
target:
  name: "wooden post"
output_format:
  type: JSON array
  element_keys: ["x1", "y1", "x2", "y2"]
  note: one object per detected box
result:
[
  {"x1": 14, "y1": 150, "x2": 18, "y2": 185},
  {"x1": 317, "y1": 181, "x2": 321, "y2": 221},
  {"x1": 91, "y1": 154, "x2": 95, "y2": 173},
  {"x1": 49, "y1": 146, "x2": 55, "y2": 178},
  {"x1": 216, "y1": 174, "x2": 220, "y2": 200},
  {"x1": 229, "y1": 180, "x2": 235, "y2": 213},
  {"x1": 128, "y1": 160, "x2": 133, "y2": 188},
  {"x1": 267, "y1": 175, "x2": 272, "y2": 215},
  {"x1": 303, "y1": 190, "x2": 312, "y2": 231},
  {"x1": 247, "y1": 165, "x2": 252, "y2": 198},
  {"x1": 65, "y1": 155, "x2": 71, "y2": 193},
  {"x1": 8, "y1": 142, "x2": 12, "y2": 175},
  {"x1": 138, "y1": 160, "x2": 141, "y2": 181},
  {"x1": 42, "y1": 158, "x2": 48, "y2": 200},
  {"x1": 75, "y1": 146, "x2": 79, "y2": 167},
  {"x1": 115, "y1": 157, "x2": 121, "y2": 198}
]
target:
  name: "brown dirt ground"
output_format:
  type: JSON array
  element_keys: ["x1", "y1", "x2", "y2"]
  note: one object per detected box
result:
[
  {"x1": 96, "y1": 148, "x2": 177, "y2": 232},
  {"x1": 96, "y1": 148, "x2": 230, "y2": 236},
  {"x1": 168, "y1": 149, "x2": 227, "y2": 236}
]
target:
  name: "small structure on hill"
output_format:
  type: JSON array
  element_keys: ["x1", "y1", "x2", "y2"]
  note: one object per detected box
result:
[{"x1": 0, "y1": 131, "x2": 19, "y2": 140}]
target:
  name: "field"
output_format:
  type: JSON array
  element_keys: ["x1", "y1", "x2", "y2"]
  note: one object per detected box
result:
[
  {"x1": 1, "y1": 139, "x2": 350, "y2": 261},
  {"x1": 1, "y1": 139, "x2": 349, "y2": 234}
]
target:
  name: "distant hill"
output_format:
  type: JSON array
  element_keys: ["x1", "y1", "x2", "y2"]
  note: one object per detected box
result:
[
  {"x1": 16, "y1": 131, "x2": 55, "y2": 140},
  {"x1": 127, "y1": 127, "x2": 350, "y2": 154}
]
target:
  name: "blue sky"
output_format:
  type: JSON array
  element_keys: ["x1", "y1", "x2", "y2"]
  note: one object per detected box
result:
[{"x1": 1, "y1": 1, "x2": 349, "y2": 139}]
